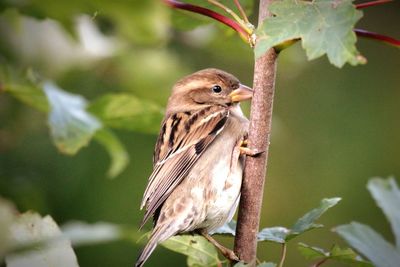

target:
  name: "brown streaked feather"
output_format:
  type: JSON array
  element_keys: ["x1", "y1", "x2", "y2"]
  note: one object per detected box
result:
[
  {"x1": 152, "y1": 111, "x2": 191, "y2": 165},
  {"x1": 140, "y1": 105, "x2": 229, "y2": 227}
]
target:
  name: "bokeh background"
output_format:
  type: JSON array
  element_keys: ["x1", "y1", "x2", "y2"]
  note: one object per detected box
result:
[{"x1": 0, "y1": 0, "x2": 399, "y2": 266}]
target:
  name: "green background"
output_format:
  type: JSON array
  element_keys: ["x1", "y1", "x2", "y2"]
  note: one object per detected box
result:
[{"x1": 0, "y1": 0, "x2": 399, "y2": 266}]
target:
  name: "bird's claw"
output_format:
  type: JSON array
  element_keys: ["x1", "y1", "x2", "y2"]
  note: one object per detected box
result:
[
  {"x1": 239, "y1": 138, "x2": 264, "y2": 157},
  {"x1": 200, "y1": 231, "x2": 240, "y2": 263},
  {"x1": 222, "y1": 249, "x2": 240, "y2": 262},
  {"x1": 239, "y1": 147, "x2": 264, "y2": 157}
]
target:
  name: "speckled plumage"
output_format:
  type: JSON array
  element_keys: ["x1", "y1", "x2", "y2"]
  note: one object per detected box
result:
[{"x1": 136, "y1": 69, "x2": 251, "y2": 267}]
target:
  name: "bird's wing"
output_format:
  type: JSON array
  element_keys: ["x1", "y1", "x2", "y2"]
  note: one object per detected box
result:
[{"x1": 140, "y1": 105, "x2": 229, "y2": 227}]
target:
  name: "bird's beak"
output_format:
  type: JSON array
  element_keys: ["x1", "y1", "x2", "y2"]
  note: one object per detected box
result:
[{"x1": 229, "y1": 84, "x2": 253, "y2": 102}]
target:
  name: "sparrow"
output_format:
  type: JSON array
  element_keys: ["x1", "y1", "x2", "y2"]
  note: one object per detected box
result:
[{"x1": 136, "y1": 68, "x2": 253, "y2": 267}]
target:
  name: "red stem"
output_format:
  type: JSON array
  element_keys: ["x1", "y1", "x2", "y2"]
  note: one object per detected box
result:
[
  {"x1": 311, "y1": 258, "x2": 328, "y2": 267},
  {"x1": 162, "y1": 0, "x2": 249, "y2": 40},
  {"x1": 356, "y1": 0, "x2": 392, "y2": 9},
  {"x1": 355, "y1": 29, "x2": 400, "y2": 47}
]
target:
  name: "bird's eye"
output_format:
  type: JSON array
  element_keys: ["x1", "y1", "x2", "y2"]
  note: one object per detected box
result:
[{"x1": 211, "y1": 85, "x2": 222, "y2": 94}]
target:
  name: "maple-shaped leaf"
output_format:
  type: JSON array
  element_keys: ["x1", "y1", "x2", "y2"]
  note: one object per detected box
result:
[{"x1": 255, "y1": 0, "x2": 365, "y2": 68}]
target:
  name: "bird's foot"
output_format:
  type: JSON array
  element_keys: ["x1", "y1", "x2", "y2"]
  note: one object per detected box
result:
[
  {"x1": 239, "y1": 146, "x2": 265, "y2": 157},
  {"x1": 239, "y1": 147, "x2": 264, "y2": 157},
  {"x1": 240, "y1": 139, "x2": 248, "y2": 147},
  {"x1": 239, "y1": 139, "x2": 264, "y2": 157},
  {"x1": 220, "y1": 247, "x2": 240, "y2": 262},
  {"x1": 201, "y1": 232, "x2": 240, "y2": 262}
]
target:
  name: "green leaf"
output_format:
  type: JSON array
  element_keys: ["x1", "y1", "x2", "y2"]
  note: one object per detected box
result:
[
  {"x1": 298, "y1": 243, "x2": 326, "y2": 260},
  {"x1": 211, "y1": 220, "x2": 236, "y2": 236},
  {"x1": 1, "y1": 66, "x2": 49, "y2": 112},
  {"x1": 44, "y1": 82, "x2": 102, "y2": 155},
  {"x1": 289, "y1": 197, "x2": 341, "y2": 240},
  {"x1": 255, "y1": 0, "x2": 365, "y2": 67},
  {"x1": 93, "y1": 129, "x2": 129, "y2": 178},
  {"x1": 5, "y1": 212, "x2": 79, "y2": 267},
  {"x1": 4, "y1": 83, "x2": 49, "y2": 113},
  {"x1": 298, "y1": 243, "x2": 372, "y2": 266},
  {"x1": 258, "y1": 198, "x2": 341, "y2": 243},
  {"x1": 335, "y1": 222, "x2": 400, "y2": 267},
  {"x1": 161, "y1": 235, "x2": 220, "y2": 267},
  {"x1": 257, "y1": 227, "x2": 289, "y2": 243},
  {"x1": 88, "y1": 93, "x2": 164, "y2": 134},
  {"x1": 367, "y1": 177, "x2": 400, "y2": 248},
  {"x1": 329, "y1": 245, "x2": 372, "y2": 267}
]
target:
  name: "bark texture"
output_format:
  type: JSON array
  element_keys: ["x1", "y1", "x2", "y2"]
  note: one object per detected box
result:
[{"x1": 233, "y1": 0, "x2": 278, "y2": 264}]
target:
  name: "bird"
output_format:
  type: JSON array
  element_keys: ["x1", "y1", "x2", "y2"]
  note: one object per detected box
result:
[{"x1": 136, "y1": 68, "x2": 253, "y2": 267}]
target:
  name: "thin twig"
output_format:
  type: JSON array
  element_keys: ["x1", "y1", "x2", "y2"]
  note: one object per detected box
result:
[
  {"x1": 355, "y1": 28, "x2": 400, "y2": 47},
  {"x1": 207, "y1": 0, "x2": 253, "y2": 34},
  {"x1": 233, "y1": 0, "x2": 250, "y2": 24},
  {"x1": 162, "y1": 0, "x2": 249, "y2": 41},
  {"x1": 277, "y1": 243, "x2": 287, "y2": 267},
  {"x1": 356, "y1": 0, "x2": 392, "y2": 9}
]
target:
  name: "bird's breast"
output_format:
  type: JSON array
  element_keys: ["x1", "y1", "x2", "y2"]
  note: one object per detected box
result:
[
  {"x1": 193, "y1": 118, "x2": 246, "y2": 231},
  {"x1": 203, "y1": 153, "x2": 243, "y2": 231}
]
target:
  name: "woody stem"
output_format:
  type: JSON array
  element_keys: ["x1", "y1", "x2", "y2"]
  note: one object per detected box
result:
[{"x1": 233, "y1": 0, "x2": 278, "y2": 264}]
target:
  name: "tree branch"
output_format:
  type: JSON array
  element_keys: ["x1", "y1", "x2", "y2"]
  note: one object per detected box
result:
[{"x1": 233, "y1": 0, "x2": 278, "y2": 265}]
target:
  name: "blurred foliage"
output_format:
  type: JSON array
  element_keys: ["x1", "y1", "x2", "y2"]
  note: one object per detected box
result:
[
  {"x1": 0, "y1": 197, "x2": 79, "y2": 267},
  {"x1": 43, "y1": 82, "x2": 102, "y2": 155},
  {"x1": 88, "y1": 93, "x2": 164, "y2": 134},
  {"x1": 335, "y1": 178, "x2": 400, "y2": 267},
  {"x1": 0, "y1": 196, "x2": 141, "y2": 265},
  {"x1": 0, "y1": 0, "x2": 399, "y2": 266}
]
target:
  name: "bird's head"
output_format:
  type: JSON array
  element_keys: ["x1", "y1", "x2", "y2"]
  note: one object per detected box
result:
[{"x1": 166, "y1": 68, "x2": 252, "y2": 114}]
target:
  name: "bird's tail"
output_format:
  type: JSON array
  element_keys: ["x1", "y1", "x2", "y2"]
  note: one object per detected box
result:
[
  {"x1": 135, "y1": 227, "x2": 172, "y2": 267},
  {"x1": 135, "y1": 237, "x2": 158, "y2": 267}
]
